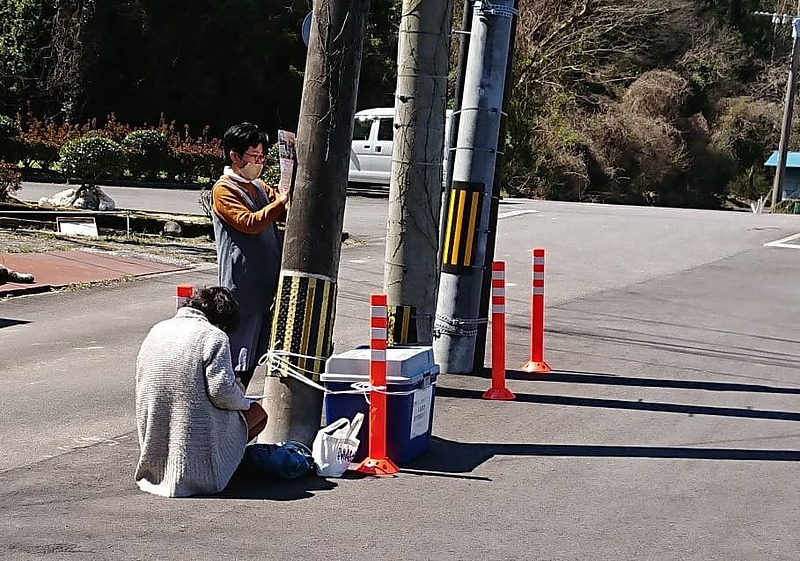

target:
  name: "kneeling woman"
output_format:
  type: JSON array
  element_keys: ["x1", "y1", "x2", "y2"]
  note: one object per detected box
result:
[{"x1": 134, "y1": 286, "x2": 266, "y2": 497}]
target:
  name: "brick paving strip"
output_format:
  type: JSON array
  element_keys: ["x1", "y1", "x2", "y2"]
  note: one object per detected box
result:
[{"x1": 0, "y1": 250, "x2": 190, "y2": 297}]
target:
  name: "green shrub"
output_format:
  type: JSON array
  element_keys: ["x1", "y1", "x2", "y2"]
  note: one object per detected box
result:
[
  {"x1": 16, "y1": 113, "x2": 84, "y2": 170},
  {"x1": 262, "y1": 143, "x2": 280, "y2": 185},
  {"x1": 728, "y1": 165, "x2": 771, "y2": 201},
  {"x1": 712, "y1": 98, "x2": 780, "y2": 169},
  {"x1": 59, "y1": 136, "x2": 124, "y2": 186},
  {"x1": 0, "y1": 115, "x2": 18, "y2": 140},
  {"x1": 122, "y1": 129, "x2": 169, "y2": 180},
  {"x1": 0, "y1": 115, "x2": 20, "y2": 163},
  {"x1": 168, "y1": 141, "x2": 222, "y2": 184},
  {"x1": 622, "y1": 70, "x2": 690, "y2": 121},
  {"x1": 19, "y1": 137, "x2": 60, "y2": 170},
  {"x1": 0, "y1": 160, "x2": 22, "y2": 200}
]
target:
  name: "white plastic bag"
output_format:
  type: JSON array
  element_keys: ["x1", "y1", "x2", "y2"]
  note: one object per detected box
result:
[{"x1": 312, "y1": 412, "x2": 364, "y2": 478}]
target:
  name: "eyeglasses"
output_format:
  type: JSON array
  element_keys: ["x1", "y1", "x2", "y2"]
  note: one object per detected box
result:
[{"x1": 241, "y1": 152, "x2": 266, "y2": 164}]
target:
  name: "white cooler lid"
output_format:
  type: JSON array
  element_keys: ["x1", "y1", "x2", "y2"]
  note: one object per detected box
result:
[{"x1": 322, "y1": 345, "x2": 438, "y2": 385}]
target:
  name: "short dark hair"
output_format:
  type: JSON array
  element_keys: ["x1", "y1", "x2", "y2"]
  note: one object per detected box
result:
[
  {"x1": 186, "y1": 286, "x2": 240, "y2": 334},
  {"x1": 222, "y1": 122, "x2": 269, "y2": 164}
]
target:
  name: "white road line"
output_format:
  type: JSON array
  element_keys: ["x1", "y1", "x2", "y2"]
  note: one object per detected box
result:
[
  {"x1": 498, "y1": 209, "x2": 540, "y2": 220},
  {"x1": 764, "y1": 232, "x2": 800, "y2": 249}
]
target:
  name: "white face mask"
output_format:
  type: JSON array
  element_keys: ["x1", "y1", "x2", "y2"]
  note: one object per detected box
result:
[{"x1": 238, "y1": 161, "x2": 263, "y2": 181}]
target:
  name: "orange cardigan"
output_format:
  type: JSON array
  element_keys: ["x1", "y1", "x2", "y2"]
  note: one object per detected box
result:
[{"x1": 211, "y1": 178, "x2": 286, "y2": 235}]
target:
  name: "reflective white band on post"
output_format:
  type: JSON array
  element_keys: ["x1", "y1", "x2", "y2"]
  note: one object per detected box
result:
[
  {"x1": 371, "y1": 306, "x2": 386, "y2": 318},
  {"x1": 371, "y1": 349, "x2": 386, "y2": 362},
  {"x1": 532, "y1": 287, "x2": 545, "y2": 295},
  {"x1": 492, "y1": 304, "x2": 505, "y2": 314}
]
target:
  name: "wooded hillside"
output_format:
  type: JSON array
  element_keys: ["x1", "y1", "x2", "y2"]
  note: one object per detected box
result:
[{"x1": 0, "y1": 0, "x2": 796, "y2": 207}]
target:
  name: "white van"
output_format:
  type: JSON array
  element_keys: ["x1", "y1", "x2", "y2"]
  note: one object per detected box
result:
[{"x1": 348, "y1": 107, "x2": 452, "y2": 187}]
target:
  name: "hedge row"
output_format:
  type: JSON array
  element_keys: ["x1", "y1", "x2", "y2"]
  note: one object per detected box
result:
[{"x1": 0, "y1": 113, "x2": 226, "y2": 186}]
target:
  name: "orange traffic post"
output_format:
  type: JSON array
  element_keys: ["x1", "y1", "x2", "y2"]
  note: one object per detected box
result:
[
  {"x1": 176, "y1": 284, "x2": 193, "y2": 310},
  {"x1": 483, "y1": 262, "x2": 515, "y2": 400},
  {"x1": 356, "y1": 294, "x2": 400, "y2": 476},
  {"x1": 522, "y1": 248, "x2": 552, "y2": 373}
]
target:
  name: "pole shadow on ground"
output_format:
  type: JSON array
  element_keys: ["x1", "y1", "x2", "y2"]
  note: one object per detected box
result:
[
  {"x1": 408, "y1": 436, "x2": 800, "y2": 475},
  {"x1": 0, "y1": 318, "x2": 30, "y2": 329},
  {"x1": 421, "y1": 370, "x2": 800, "y2": 474},
  {"x1": 535, "y1": 323, "x2": 800, "y2": 370},
  {"x1": 508, "y1": 370, "x2": 800, "y2": 395},
  {"x1": 436, "y1": 385, "x2": 800, "y2": 422}
]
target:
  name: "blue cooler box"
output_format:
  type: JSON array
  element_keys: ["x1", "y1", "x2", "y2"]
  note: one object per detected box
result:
[{"x1": 321, "y1": 346, "x2": 439, "y2": 465}]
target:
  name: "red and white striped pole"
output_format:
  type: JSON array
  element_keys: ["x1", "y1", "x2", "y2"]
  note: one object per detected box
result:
[
  {"x1": 522, "y1": 248, "x2": 552, "y2": 373},
  {"x1": 356, "y1": 294, "x2": 400, "y2": 476},
  {"x1": 483, "y1": 262, "x2": 515, "y2": 400},
  {"x1": 176, "y1": 284, "x2": 193, "y2": 310}
]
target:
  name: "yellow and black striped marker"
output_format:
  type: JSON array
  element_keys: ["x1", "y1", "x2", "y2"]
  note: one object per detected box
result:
[
  {"x1": 269, "y1": 271, "x2": 337, "y2": 381},
  {"x1": 441, "y1": 181, "x2": 485, "y2": 274},
  {"x1": 389, "y1": 304, "x2": 418, "y2": 346}
]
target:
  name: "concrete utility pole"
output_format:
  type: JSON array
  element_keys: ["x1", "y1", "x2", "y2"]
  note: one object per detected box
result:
[
  {"x1": 433, "y1": 0, "x2": 517, "y2": 374},
  {"x1": 757, "y1": 11, "x2": 800, "y2": 209},
  {"x1": 471, "y1": 0, "x2": 518, "y2": 373},
  {"x1": 443, "y1": 0, "x2": 476, "y2": 196},
  {"x1": 260, "y1": 0, "x2": 370, "y2": 446},
  {"x1": 384, "y1": 0, "x2": 452, "y2": 345}
]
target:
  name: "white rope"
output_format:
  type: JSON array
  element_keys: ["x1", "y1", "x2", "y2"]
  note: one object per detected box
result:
[{"x1": 256, "y1": 349, "x2": 435, "y2": 398}]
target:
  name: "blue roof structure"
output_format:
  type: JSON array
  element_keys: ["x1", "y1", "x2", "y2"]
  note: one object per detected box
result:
[{"x1": 764, "y1": 151, "x2": 800, "y2": 167}]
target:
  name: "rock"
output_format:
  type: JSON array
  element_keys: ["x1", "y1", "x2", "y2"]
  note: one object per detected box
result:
[
  {"x1": 97, "y1": 190, "x2": 116, "y2": 211},
  {"x1": 37, "y1": 186, "x2": 115, "y2": 211},
  {"x1": 73, "y1": 192, "x2": 99, "y2": 209},
  {"x1": 39, "y1": 188, "x2": 77, "y2": 208},
  {"x1": 162, "y1": 220, "x2": 183, "y2": 237}
]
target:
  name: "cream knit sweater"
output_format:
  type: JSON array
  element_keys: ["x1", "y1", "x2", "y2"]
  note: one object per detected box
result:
[{"x1": 135, "y1": 307, "x2": 250, "y2": 497}]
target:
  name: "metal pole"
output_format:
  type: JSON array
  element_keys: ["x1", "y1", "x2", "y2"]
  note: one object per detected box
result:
[
  {"x1": 384, "y1": 0, "x2": 452, "y2": 345},
  {"x1": 772, "y1": 18, "x2": 800, "y2": 210},
  {"x1": 433, "y1": 0, "x2": 517, "y2": 374},
  {"x1": 260, "y1": 0, "x2": 370, "y2": 446}
]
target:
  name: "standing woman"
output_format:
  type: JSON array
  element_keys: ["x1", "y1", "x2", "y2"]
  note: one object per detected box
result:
[{"x1": 212, "y1": 123, "x2": 288, "y2": 388}]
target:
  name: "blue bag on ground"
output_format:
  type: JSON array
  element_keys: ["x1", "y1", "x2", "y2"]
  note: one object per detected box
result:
[{"x1": 241, "y1": 441, "x2": 315, "y2": 480}]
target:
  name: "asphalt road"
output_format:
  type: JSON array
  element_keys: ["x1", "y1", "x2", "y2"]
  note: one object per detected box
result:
[
  {"x1": 18, "y1": 181, "x2": 208, "y2": 216},
  {"x1": 17, "y1": 181, "x2": 391, "y2": 242},
  {"x1": 3, "y1": 189, "x2": 800, "y2": 559}
]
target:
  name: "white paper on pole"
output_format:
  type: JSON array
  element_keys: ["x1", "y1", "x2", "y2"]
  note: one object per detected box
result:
[{"x1": 410, "y1": 385, "x2": 433, "y2": 439}]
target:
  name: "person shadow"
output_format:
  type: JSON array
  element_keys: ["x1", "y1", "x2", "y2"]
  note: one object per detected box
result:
[{"x1": 212, "y1": 471, "x2": 338, "y2": 501}]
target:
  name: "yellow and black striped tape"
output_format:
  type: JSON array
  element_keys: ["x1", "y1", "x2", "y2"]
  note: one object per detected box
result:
[
  {"x1": 441, "y1": 181, "x2": 484, "y2": 273},
  {"x1": 269, "y1": 272, "x2": 337, "y2": 381}
]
